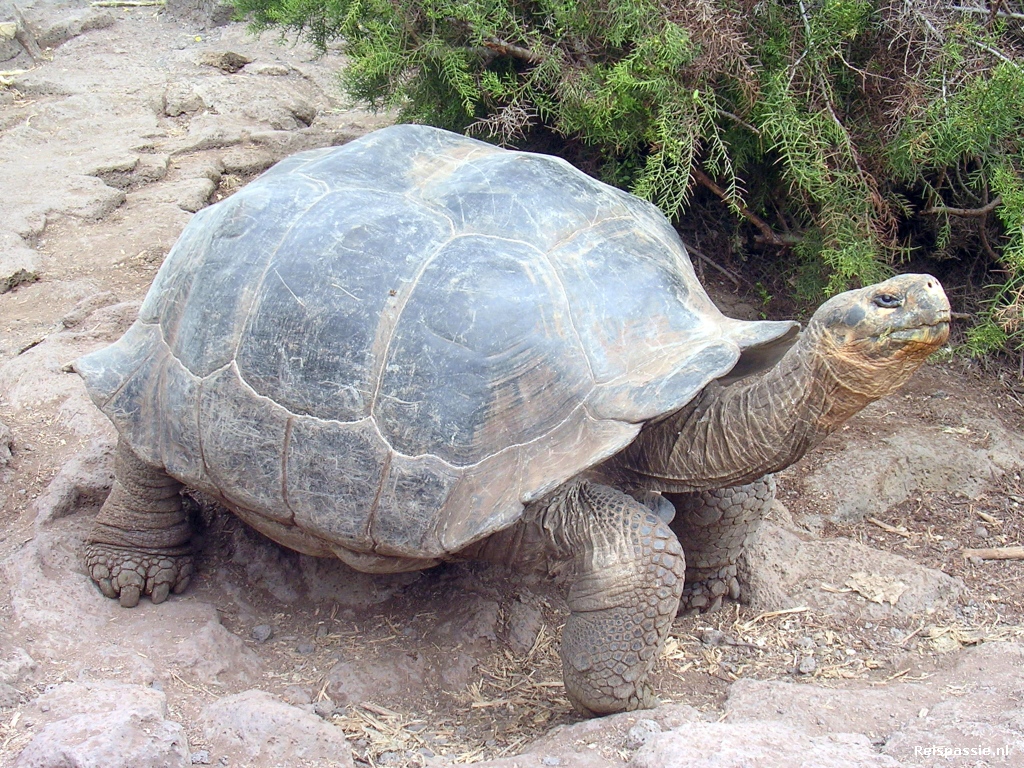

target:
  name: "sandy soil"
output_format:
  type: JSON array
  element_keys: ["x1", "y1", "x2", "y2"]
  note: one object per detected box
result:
[{"x1": 1, "y1": 3, "x2": 1023, "y2": 767}]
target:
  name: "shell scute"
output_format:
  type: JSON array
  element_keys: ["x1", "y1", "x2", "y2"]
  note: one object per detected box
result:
[
  {"x1": 374, "y1": 234, "x2": 591, "y2": 466},
  {"x1": 100, "y1": 326, "x2": 168, "y2": 470},
  {"x1": 419, "y1": 152, "x2": 611, "y2": 250},
  {"x1": 285, "y1": 417, "x2": 388, "y2": 550},
  {"x1": 199, "y1": 365, "x2": 290, "y2": 520},
  {"x1": 372, "y1": 454, "x2": 459, "y2": 556},
  {"x1": 235, "y1": 190, "x2": 452, "y2": 423},
  {"x1": 159, "y1": 355, "x2": 204, "y2": 488},
  {"x1": 144, "y1": 175, "x2": 332, "y2": 378}
]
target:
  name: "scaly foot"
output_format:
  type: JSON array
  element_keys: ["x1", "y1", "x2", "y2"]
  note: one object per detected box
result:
[
  {"x1": 679, "y1": 563, "x2": 740, "y2": 614},
  {"x1": 86, "y1": 542, "x2": 193, "y2": 608}
]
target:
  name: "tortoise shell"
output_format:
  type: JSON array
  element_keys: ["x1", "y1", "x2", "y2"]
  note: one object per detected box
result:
[{"x1": 76, "y1": 125, "x2": 797, "y2": 561}]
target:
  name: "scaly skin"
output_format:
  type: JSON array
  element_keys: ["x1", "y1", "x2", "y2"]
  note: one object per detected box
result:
[
  {"x1": 86, "y1": 440, "x2": 194, "y2": 607},
  {"x1": 471, "y1": 482, "x2": 686, "y2": 715},
  {"x1": 666, "y1": 477, "x2": 775, "y2": 614}
]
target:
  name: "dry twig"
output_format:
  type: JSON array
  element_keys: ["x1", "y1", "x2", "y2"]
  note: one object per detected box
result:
[
  {"x1": 739, "y1": 606, "x2": 809, "y2": 630},
  {"x1": 90, "y1": 0, "x2": 165, "y2": 5},
  {"x1": 867, "y1": 516, "x2": 913, "y2": 538},
  {"x1": 976, "y1": 510, "x2": 1002, "y2": 525},
  {"x1": 962, "y1": 546, "x2": 1024, "y2": 560},
  {"x1": 691, "y1": 168, "x2": 786, "y2": 246}
]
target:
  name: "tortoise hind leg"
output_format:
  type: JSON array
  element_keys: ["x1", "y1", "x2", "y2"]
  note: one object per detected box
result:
[
  {"x1": 665, "y1": 476, "x2": 775, "y2": 614},
  {"x1": 86, "y1": 438, "x2": 194, "y2": 607}
]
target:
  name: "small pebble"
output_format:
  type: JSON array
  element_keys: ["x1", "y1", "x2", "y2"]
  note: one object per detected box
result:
[
  {"x1": 968, "y1": 555, "x2": 985, "y2": 566},
  {"x1": 295, "y1": 641, "x2": 315, "y2": 655},
  {"x1": 315, "y1": 625, "x2": 329, "y2": 638},
  {"x1": 699, "y1": 628, "x2": 726, "y2": 646},
  {"x1": 313, "y1": 701, "x2": 335, "y2": 719},
  {"x1": 974, "y1": 525, "x2": 989, "y2": 539},
  {"x1": 282, "y1": 685, "x2": 312, "y2": 705},
  {"x1": 199, "y1": 51, "x2": 252, "y2": 73},
  {"x1": 541, "y1": 757, "x2": 563, "y2": 766},
  {"x1": 624, "y1": 719, "x2": 661, "y2": 750},
  {"x1": 247, "y1": 62, "x2": 290, "y2": 76},
  {"x1": 190, "y1": 751, "x2": 211, "y2": 765},
  {"x1": 251, "y1": 625, "x2": 273, "y2": 644},
  {"x1": 798, "y1": 656, "x2": 817, "y2": 675}
]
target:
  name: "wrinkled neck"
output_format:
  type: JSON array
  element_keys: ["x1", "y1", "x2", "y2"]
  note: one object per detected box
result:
[{"x1": 609, "y1": 330, "x2": 872, "y2": 492}]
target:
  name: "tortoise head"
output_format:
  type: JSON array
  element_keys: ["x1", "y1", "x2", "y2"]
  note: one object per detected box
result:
[{"x1": 806, "y1": 274, "x2": 950, "y2": 399}]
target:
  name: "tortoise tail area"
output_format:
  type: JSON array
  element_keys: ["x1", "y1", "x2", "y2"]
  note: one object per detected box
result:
[{"x1": 75, "y1": 319, "x2": 203, "y2": 484}]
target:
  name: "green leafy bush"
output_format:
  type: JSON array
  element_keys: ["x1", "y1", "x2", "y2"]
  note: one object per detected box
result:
[{"x1": 235, "y1": 0, "x2": 1024, "y2": 355}]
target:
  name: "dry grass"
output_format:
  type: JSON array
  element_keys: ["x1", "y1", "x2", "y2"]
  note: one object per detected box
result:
[{"x1": 324, "y1": 614, "x2": 573, "y2": 766}]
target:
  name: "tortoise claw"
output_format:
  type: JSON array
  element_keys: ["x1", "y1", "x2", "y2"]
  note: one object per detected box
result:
[
  {"x1": 119, "y1": 584, "x2": 141, "y2": 608},
  {"x1": 98, "y1": 578, "x2": 116, "y2": 600},
  {"x1": 86, "y1": 542, "x2": 194, "y2": 607},
  {"x1": 150, "y1": 582, "x2": 170, "y2": 605}
]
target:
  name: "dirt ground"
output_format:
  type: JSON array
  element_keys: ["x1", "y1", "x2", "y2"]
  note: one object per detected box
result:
[{"x1": 1, "y1": 3, "x2": 1023, "y2": 767}]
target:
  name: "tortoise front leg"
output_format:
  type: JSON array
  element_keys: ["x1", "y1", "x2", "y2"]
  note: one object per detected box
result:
[
  {"x1": 666, "y1": 476, "x2": 774, "y2": 614},
  {"x1": 559, "y1": 484, "x2": 685, "y2": 714},
  {"x1": 473, "y1": 483, "x2": 685, "y2": 714},
  {"x1": 86, "y1": 439, "x2": 194, "y2": 607}
]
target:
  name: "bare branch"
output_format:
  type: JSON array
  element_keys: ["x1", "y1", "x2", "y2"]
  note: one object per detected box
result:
[
  {"x1": 692, "y1": 167, "x2": 787, "y2": 247},
  {"x1": 979, "y1": 217, "x2": 1001, "y2": 262},
  {"x1": 951, "y1": 5, "x2": 1024, "y2": 20},
  {"x1": 970, "y1": 39, "x2": 1022, "y2": 68},
  {"x1": 482, "y1": 39, "x2": 543, "y2": 64},
  {"x1": 715, "y1": 108, "x2": 761, "y2": 135},
  {"x1": 923, "y1": 195, "x2": 1003, "y2": 216},
  {"x1": 963, "y1": 546, "x2": 1024, "y2": 560},
  {"x1": 682, "y1": 241, "x2": 748, "y2": 289}
]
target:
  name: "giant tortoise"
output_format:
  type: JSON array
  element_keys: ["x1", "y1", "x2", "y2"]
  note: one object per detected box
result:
[{"x1": 76, "y1": 124, "x2": 950, "y2": 715}]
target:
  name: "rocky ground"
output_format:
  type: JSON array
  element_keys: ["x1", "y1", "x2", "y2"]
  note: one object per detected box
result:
[{"x1": 1, "y1": 2, "x2": 1023, "y2": 767}]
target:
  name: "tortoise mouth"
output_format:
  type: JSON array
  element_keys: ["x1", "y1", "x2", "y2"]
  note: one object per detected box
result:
[{"x1": 869, "y1": 319, "x2": 949, "y2": 345}]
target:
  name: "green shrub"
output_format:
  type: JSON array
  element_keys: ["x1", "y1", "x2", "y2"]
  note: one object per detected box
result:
[{"x1": 235, "y1": 0, "x2": 1024, "y2": 354}]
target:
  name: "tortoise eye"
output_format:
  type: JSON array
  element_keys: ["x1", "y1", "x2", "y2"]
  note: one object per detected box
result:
[{"x1": 873, "y1": 293, "x2": 902, "y2": 309}]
